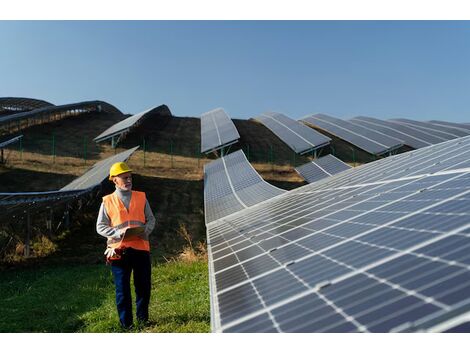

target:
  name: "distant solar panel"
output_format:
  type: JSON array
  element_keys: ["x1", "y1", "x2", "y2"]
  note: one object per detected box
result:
[
  {"x1": 351, "y1": 116, "x2": 443, "y2": 146},
  {"x1": 0, "y1": 97, "x2": 54, "y2": 114},
  {"x1": 295, "y1": 155, "x2": 351, "y2": 183},
  {"x1": 254, "y1": 112, "x2": 331, "y2": 154},
  {"x1": 200, "y1": 108, "x2": 240, "y2": 154},
  {"x1": 0, "y1": 135, "x2": 23, "y2": 149},
  {"x1": 94, "y1": 105, "x2": 170, "y2": 145},
  {"x1": 428, "y1": 120, "x2": 470, "y2": 133},
  {"x1": 302, "y1": 113, "x2": 403, "y2": 155},
  {"x1": 0, "y1": 147, "x2": 139, "y2": 221},
  {"x1": 390, "y1": 118, "x2": 464, "y2": 139},
  {"x1": 204, "y1": 150, "x2": 285, "y2": 224},
  {"x1": 207, "y1": 136, "x2": 470, "y2": 332},
  {"x1": 0, "y1": 100, "x2": 122, "y2": 125}
]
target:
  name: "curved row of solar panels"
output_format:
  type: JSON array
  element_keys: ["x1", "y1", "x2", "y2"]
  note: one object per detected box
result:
[
  {"x1": 207, "y1": 136, "x2": 470, "y2": 332},
  {"x1": 0, "y1": 147, "x2": 138, "y2": 221},
  {"x1": 0, "y1": 100, "x2": 123, "y2": 125},
  {"x1": 0, "y1": 97, "x2": 54, "y2": 114},
  {"x1": 201, "y1": 108, "x2": 240, "y2": 154},
  {"x1": 94, "y1": 105, "x2": 171, "y2": 144},
  {"x1": 204, "y1": 150, "x2": 285, "y2": 224},
  {"x1": 295, "y1": 154, "x2": 351, "y2": 184},
  {"x1": 0, "y1": 135, "x2": 22, "y2": 149},
  {"x1": 254, "y1": 112, "x2": 331, "y2": 154},
  {"x1": 302, "y1": 113, "x2": 404, "y2": 155},
  {"x1": 302, "y1": 114, "x2": 470, "y2": 154}
]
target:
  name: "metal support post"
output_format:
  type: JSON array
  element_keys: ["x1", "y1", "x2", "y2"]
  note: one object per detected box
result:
[{"x1": 25, "y1": 210, "x2": 31, "y2": 257}]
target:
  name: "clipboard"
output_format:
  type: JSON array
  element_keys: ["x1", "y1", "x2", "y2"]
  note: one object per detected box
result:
[{"x1": 123, "y1": 226, "x2": 145, "y2": 240}]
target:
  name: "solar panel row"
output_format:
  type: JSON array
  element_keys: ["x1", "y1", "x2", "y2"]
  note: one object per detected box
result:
[
  {"x1": 302, "y1": 113, "x2": 404, "y2": 155},
  {"x1": 0, "y1": 135, "x2": 23, "y2": 149},
  {"x1": 0, "y1": 147, "x2": 139, "y2": 221},
  {"x1": 204, "y1": 150, "x2": 285, "y2": 224},
  {"x1": 94, "y1": 105, "x2": 170, "y2": 144},
  {"x1": 207, "y1": 135, "x2": 470, "y2": 333},
  {"x1": 254, "y1": 112, "x2": 331, "y2": 154},
  {"x1": 201, "y1": 108, "x2": 240, "y2": 153},
  {"x1": 295, "y1": 154, "x2": 351, "y2": 184}
]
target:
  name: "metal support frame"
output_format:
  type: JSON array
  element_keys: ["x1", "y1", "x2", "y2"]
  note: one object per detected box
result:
[{"x1": 25, "y1": 210, "x2": 31, "y2": 257}]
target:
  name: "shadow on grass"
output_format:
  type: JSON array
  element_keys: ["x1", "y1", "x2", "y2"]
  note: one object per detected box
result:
[{"x1": 0, "y1": 263, "x2": 114, "y2": 332}]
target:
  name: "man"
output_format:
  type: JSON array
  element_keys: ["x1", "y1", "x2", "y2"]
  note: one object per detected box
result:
[{"x1": 96, "y1": 161, "x2": 156, "y2": 329}]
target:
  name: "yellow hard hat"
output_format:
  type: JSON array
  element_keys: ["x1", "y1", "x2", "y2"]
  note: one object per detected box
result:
[{"x1": 109, "y1": 162, "x2": 132, "y2": 180}]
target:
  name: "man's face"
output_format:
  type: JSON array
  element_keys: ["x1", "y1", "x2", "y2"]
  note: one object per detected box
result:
[{"x1": 113, "y1": 172, "x2": 132, "y2": 191}]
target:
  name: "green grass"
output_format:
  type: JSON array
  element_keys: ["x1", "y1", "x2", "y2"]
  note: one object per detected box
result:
[{"x1": 0, "y1": 260, "x2": 210, "y2": 333}]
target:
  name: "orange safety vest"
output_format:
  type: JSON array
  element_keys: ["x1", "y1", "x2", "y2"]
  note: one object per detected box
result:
[{"x1": 102, "y1": 190, "x2": 150, "y2": 252}]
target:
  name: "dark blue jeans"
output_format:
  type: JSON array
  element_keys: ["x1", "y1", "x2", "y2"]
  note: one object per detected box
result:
[{"x1": 111, "y1": 248, "x2": 151, "y2": 328}]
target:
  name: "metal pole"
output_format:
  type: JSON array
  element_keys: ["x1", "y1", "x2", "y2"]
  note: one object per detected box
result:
[
  {"x1": 143, "y1": 137, "x2": 146, "y2": 167},
  {"x1": 25, "y1": 210, "x2": 31, "y2": 257},
  {"x1": 19, "y1": 136, "x2": 23, "y2": 161},
  {"x1": 83, "y1": 136, "x2": 87, "y2": 165},
  {"x1": 170, "y1": 140, "x2": 174, "y2": 168},
  {"x1": 52, "y1": 134, "x2": 56, "y2": 164}
]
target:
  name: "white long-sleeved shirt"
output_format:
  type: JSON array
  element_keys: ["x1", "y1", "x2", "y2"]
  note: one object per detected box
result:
[{"x1": 96, "y1": 186, "x2": 156, "y2": 241}]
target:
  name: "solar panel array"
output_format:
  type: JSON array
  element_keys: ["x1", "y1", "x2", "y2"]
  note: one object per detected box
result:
[
  {"x1": 295, "y1": 154, "x2": 351, "y2": 184},
  {"x1": 200, "y1": 108, "x2": 240, "y2": 154},
  {"x1": 0, "y1": 147, "x2": 139, "y2": 221},
  {"x1": 0, "y1": 100, "x2": 123, "y2": 125},
  {"x1": 254, "y1": 112, "x2": 331, "y2": 154},
  {"x1": 390, "y1": 118, "x2": 470, "y2": 140},
  {"x1": 302, "y1": 113, "x2": 403, "y2": 155},
  {"x1": 204, "y1": 150, "x2": 285, "y2": 224},
  {"x1": 207, "y1": 136, "x2": 470, "y2": 333},
  {"x1": 428, "y1": 120, "x2": 470, "y2": 133},
  {"x1": 94, "y1": 105, "x2": 170, "y2": 144},
  {"x1": 350, "y1": 116, "x2": 432, "y2": 149},
  {"x1": 0, "y1": 97, "x2": 54, "y2": 114}
]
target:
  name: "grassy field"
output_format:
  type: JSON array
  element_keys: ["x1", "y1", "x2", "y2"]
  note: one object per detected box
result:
[
  {"x1": 0, "y1": 110, "x2": 378, "y2": 332},
  {"x1": 0, "y1": 260, "x2": 209, "y2": 333}
]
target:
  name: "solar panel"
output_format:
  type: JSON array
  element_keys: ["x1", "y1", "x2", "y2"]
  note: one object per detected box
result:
[
  {"x1": 428, "y1": 120, "x2": 470, "y2": 133},
  {"x1": 0, "y1": 100, "x2": 122, "y2": 125},
  {"x1": 302, "y1": 113, "x2": 403, "y2": 155},
  {"x1": 204, "y1": 150, "x2": 285, "y2": 224},
  {"x1": 94, "y1": 105, "x2": 170, "y2": 144},
  {"x1": 352, "y1": 116, "x2": 443, "y2": 146},
  {"x1": 254, "y1": 112, "x2": 331, "y2": 154},
  {"x1": 385, "y1": 120, "x2": 449, "y2": 142},
  {"x1": 207, "y1": 136, "x2": 470, "y2": 332},
  {"x1": 0, "y1": 147, "x2": 139, "y2": 220},
  {"x1": 0, "y1": 135, "x2": 23, "y2": 149},
  {"x1": 0, "y1": 97, "x2": 54, "y2": 114},
  {"x1": 200, "y1": 108, "x2": 240, "y2": 154},
  {"x1": 350, "y1": 116, "x2": 430, "y2": 149},
  {"x1": 390, "y1": 118, "x2": 464, "y2": 139},
  {"x1": 295, "y1": 155, "x2": 351, "y2": 183}
]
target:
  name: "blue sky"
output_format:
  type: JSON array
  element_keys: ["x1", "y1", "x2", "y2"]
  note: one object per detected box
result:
[{"x1": 1, "y1": 21, "x2": 469, "y2": 121}]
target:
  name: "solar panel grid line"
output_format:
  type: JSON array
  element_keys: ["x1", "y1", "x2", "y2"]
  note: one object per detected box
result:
[
  {"x1": 294, "y1": 139, "x2": 468, "y2": 191},
  {"x1": 212, "y1": 176, "x2": 428, "y2": 280},
  {"x1": 261, "y1": 114, "x2": 315, "y2": 148},
  {"x1": 387, "y1": 120, "x2": 449, "y2": 142},
  {"x1": 399, "y1": 119, "x2": 469, "y2": 138},
  {"x1": 390, "y1": 119, "x2": 462, "y2": 139},
  {"x1": 428, "y1": 120, "x2": 470, "y2": 133},
  {"x1": 211, "y1": 141, "x2": 468, "y2": 250},
  {"x1": 415, "y1": 121, "x2": 470, "y2": 138},
  {"x1": 209, "y1": 139, "x2": 470, "y2": 243},
  {"x1": 200, "y1": 108, "x2": 240, "y2": 153},
  {"x1": 257, "y1": 112, "x2": 331, "y2": 154},
  {"x1": 351, "y1": 116, "x2": 442, "y2": 146},
  {"x1": 345, "y1": 118, "x2": 409, "y2": 145},
  {"x1": 215, "y1": 180, "x2": 468, "y2": 332},
  {"x1": 209, "y1": 140, "x2": 470, "y2": 320},
  {"x1": 302, "y1": 114, "x2": 403, "y2": 154},
  {"x1": 350, "y1": 117, "x2": 431, "y2": 149}
]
